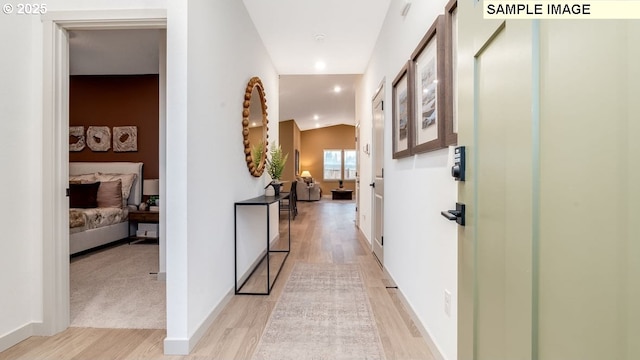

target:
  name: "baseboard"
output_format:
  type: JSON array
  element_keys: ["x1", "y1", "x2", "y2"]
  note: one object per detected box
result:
[
  {"x1": 383, "y1": 268, "x2": 446, "y2": 360},
  {"x1": 0, "y1": 322, "x2": 35, "y2": 353},
  {"x1": 163, "y1": 287, "x2": 235, "y2": 355},
  {"x1": 356, "y1": 229, "x2": 446, "y2": 360},
  {"x1": 163, "y1": 337, "x2": 190, "y2": 355}
]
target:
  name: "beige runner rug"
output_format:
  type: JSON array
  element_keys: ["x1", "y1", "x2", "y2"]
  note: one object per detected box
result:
[{"x1": 252, "y1": 263, "x2": 386, "y2": 360}]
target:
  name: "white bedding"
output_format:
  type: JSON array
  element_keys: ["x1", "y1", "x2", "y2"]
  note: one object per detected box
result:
[
  {"x1": 69, "y1": 162, "x2": 144, "y2": 255},
  {"x1": 69, "y1": 207, "x2": 129, "y2": 234}
]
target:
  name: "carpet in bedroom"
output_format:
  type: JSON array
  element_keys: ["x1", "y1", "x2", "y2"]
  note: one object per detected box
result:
[{"x1": 70, "y1": 243, "x2": 165, "y2": 329}]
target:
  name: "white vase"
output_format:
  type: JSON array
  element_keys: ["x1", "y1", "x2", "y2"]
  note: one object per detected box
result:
[{"x1": 265, "y1": 186, "x2": 275, "y2": 196}]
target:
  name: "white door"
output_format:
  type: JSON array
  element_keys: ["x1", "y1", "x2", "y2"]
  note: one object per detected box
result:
[
  {"x1": 457, "y1": 4, "x2": 640, "y2": 359},
  {"x1": 469, "y1": 23, "x2": 534, "y2": 359},
  {"x1": 355, "y1": 124, "x2": 360, "y2": 227},
  {"x1": 372, "y1": 85, "x2": 384, "y2": 266}
]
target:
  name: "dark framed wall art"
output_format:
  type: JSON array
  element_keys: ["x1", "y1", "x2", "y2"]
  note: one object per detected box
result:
[
  {"x1": 410, "y1": 15, "x2": 446, "y2": 154},
  {"x1": 392, "y1": 62, "x2": 413, "y2": 159}
]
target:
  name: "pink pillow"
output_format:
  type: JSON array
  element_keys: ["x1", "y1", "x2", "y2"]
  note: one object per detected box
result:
[{"x1": 96, "y1": 180, "x2": 123, "y2": 208}]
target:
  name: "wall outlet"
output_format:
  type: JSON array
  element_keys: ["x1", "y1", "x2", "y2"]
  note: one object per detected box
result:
[{"x1": 444, "y1": 290, "x2": 452, "y2": 317}]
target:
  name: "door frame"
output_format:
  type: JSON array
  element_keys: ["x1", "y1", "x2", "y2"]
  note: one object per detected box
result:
[{"x1": 41, "y1": 10, "x2": 167, "y2": 335}]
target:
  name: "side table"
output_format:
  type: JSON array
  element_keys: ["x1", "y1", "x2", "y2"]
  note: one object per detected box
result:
[
  {"x1": 234, "y1": 193, "x2": 291, "y2": 295},
  {"x1": 128, "y1": 210, "x2": 159, "y2": 242}
]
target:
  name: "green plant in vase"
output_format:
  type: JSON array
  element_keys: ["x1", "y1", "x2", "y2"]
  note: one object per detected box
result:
[{"x1": 266, "y1": 142, "x2": 288, "y2": 195}]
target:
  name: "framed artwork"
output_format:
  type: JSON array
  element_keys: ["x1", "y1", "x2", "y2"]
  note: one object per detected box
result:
[
  {"x1": 86, "y1": 126, "x2": 111, "y2": 152},
  {"x1": 392, "y1": 62, "x2": 412, "y2": 159},
  {"x1": 294, "y1": 149, "x2": 300, "y2": 175},
  {"x1": 410, "y1": 15, "x2": 446, "y2": 154},
  {"x1": 444, "y1": 0, "x2": 458, "y2": 146},
  {"x1": 69, "y1": 126, "x2": 85, "y2": 152},
  {"x1": 113, "y1": 126, "x2": 138, "y2": 152}
]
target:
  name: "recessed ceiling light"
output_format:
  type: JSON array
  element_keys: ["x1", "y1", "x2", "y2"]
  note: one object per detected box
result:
[
  {"x1": 251, "y1": 122, "x2": 257, "y2": 127},
  {"x1": 313, "y1": 115, "x2": 319, "y2": 120},
  {"x1": 315, "y1": 61, "x2": 326, "y2": 71},
  {"x1": 315, "y1": 124, "x2": 320, "y2": 128},
  {"x1": 334, "y1": 85, "x2": 342, "y2": 93}
]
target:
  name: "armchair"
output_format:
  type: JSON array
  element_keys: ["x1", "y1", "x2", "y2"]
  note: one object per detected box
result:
[{"x1": 296, "y1": 178, "x2": 322, "y2": 201}]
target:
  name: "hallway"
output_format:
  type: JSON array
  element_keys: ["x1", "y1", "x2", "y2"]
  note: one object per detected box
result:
[{"x1": 0, "y1": 200, "x2": 434, "y2": 360}]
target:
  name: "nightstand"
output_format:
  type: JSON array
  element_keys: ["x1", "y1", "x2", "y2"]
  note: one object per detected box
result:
[{"x1": 128, "y1": 210, "x2": 159, "y2": 242}]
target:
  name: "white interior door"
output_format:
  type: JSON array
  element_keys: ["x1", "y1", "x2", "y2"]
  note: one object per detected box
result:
[
  {"x1": 458, "y1": 5, "x2": 640, "y2": 359},
  {"x1": 457, "y1": 5, "x2": 534, "y2": 359},
  {"x1": 372, "y1": 85, "x2": 384, "y2": 266},
  {"x1": 355, "y1": 124, "x2": 360, "y2": 227}
]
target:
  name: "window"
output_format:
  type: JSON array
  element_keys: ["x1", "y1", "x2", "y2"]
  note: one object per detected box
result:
[
  {"x1": 344, "y1": 150, "x2": 357, "y2": 180},
  {"x1": 323, "y1": 150, "x2": 342, "y2": 180},
  {"x1": 323, "y1": 149, "x2": 357, "y2": 181}
]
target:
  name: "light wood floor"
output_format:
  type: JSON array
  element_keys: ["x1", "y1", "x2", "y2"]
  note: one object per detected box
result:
[{"x1": 0, "y1": 199, "x2": 435, "y2": 360}]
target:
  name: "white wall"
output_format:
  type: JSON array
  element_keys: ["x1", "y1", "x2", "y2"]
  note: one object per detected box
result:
[
  {"x1": 1, "y1": 0, "x2": 275, "y2": 354},
  {"x1": 356, "y1": 1, "x2": 457, "y2": 359},
  {"x1": 0, "y1": 15, "x2": 42, "y2": 352},
  {"x1": 165, "y1": 0, "x2": 278, "y2": 354},
  {"x1": 0, "y1": 0, "x2": 167, "y2": 353}
]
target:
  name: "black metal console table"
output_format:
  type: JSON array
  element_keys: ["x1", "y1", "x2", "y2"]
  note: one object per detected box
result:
[{"x1": 234, "y1": 193, "x2": 291, "y2": 295}]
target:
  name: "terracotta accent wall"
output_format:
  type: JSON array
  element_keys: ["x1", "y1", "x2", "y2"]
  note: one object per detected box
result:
[
  {"x1": 300, "y1": 124, "x2": 356, "y2": 195},
  {"x1": 279, "y1": 119, "x2": 301, "y2": 186},
  {"x1": 69, "y1": 75, "x2": 159, "y2": 179}
]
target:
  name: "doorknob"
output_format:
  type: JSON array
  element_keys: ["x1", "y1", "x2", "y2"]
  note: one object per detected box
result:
[
  {"x1": 369, "y1": 182, "x2": 375, "y2": 188},
  {"x1": 441, "y1": 210, "x2": 461, "y2": 220},
  {"x1": 441, "y1": 202, "x2": 465, "y2": 226}
]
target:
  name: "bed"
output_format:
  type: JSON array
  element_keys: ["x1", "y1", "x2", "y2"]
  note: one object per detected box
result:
[{"x1": 69, "y1": 162, "x2": 144, "y2": 255}]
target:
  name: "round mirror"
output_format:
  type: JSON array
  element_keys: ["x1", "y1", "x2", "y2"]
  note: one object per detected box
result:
[{"x1": 243, "y1": 77, "x2": 269, "y2": 177}]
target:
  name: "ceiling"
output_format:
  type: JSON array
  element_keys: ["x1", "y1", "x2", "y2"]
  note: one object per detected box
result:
[
  {"x1": 279, "y1": 74, "x2": 360, "y2": 131},
  {"x1": 244, "y1": 0, "x2": 390, "y2": 131},
  {"x1": 242, "y1": 0, "x2": 391, "y2": 75},
  {"x1": 68, "y1": 1, "x2": 394, "y2": 130}
]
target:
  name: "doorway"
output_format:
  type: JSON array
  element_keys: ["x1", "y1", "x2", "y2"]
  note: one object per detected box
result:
[
  {"x1": 67, "y1": 28, "x2": 165, "y2": 328},
  {"x1": 41, "y1": 11, "x2": 167, "y2": 335}
]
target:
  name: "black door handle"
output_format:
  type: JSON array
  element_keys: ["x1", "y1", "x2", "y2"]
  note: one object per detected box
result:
[
  {"x1": 369, "y1": 182, "x2": 375, "y2": 188},
  {"x1": 441, "y1": 203, "x2": 465, "y2": 226},
  {"x1": 440, "y1": 210, "x2": 461, "y2": 221}
]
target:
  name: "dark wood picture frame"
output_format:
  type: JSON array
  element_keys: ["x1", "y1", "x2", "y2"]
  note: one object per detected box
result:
[
  {"x1": 444, "y1": 0, "x2": 458, "y2": 146},
  {"x1": 410, "y1": 15, "x2": 446, "y2": 154},
  {"x1": 392, "y1": 62, "x2": 413, "y2": 159}
]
